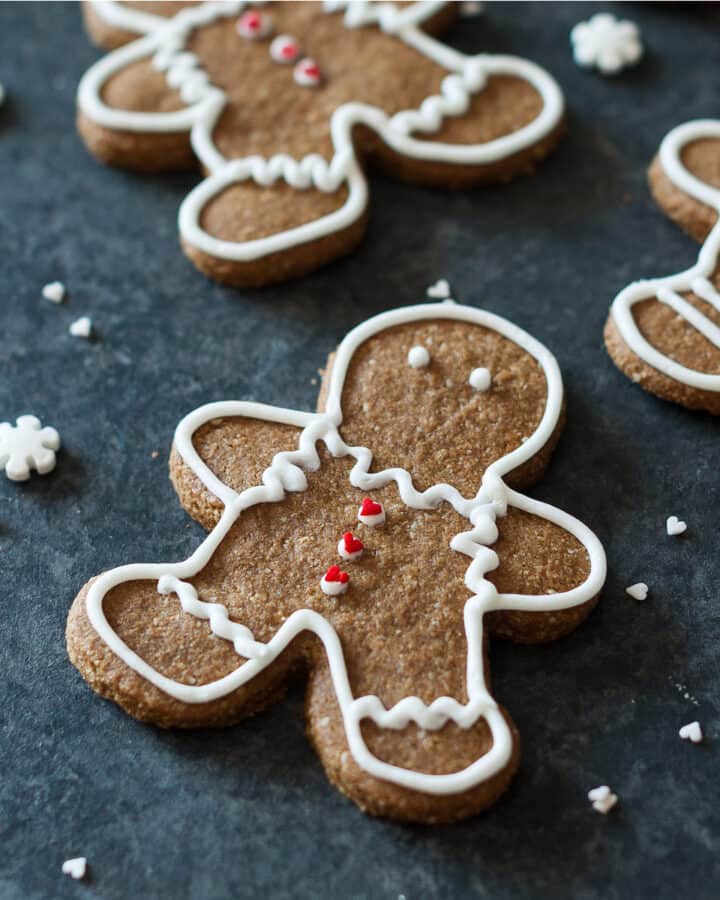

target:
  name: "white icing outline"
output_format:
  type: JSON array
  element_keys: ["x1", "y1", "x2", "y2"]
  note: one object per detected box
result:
[
  {"x1": 610, "y1": 119, "x2": 720, "y2": 392},
  {"x1": 79, "y1": 1, "x2": 564, "y2": 264},
  {"x1": 83, "y1": 303, "x2": 605, "y2": 796},
  {"x1": 89, "y1": 0, "x2": 180, "y2": 37}
]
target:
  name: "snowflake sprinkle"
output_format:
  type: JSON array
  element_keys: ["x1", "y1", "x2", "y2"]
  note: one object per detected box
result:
[
  {"x1": 571, "y1": 13, "x2": 643, "y2": 76},
  {"x1": 0, "y1": 415, "x2": 60, "y2": 481}
]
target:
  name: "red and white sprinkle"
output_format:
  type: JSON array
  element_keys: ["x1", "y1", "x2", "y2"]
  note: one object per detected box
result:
[
  {"x1": 236, "y1": 10, "x2": 273, "y2": 39},
  {"x1": 270, "y1": 34, "x2": 300, "y2": 64},
  {"x1": 293, "y1": 58, "x2": 322, "y2": 87}
]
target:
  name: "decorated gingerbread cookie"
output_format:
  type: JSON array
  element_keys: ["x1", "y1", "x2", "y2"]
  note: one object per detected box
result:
[
  {"x1": 77, "y1": 1, "x2": 565, "y2": 287},
  {"x1": 605, "y1": 120, "x2": 720, "y2": 414},
  {"x1": 67, "y1": 302, "x2": 605, "y2": 823}
]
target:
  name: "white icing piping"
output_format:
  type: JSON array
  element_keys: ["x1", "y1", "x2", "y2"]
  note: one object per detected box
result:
[
  {"x1": 89, "y1": 0, "x2": 176, "y2": 36},
  {"x1": 610, "y1": 119, "x2": 720, "y2": 392},
  {"x1": 84, "y1": 304, "x2": 605, "y2": 795},
  {"x1": 78, "y1": 2, "x2": 564, "y2": 263}
]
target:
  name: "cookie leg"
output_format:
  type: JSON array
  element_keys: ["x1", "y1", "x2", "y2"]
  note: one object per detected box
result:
[
  {"x1": 179, "y1": 164, "x2": 369, "y2": 287},
  {"x1": 305, "y1": 663, "x2": 520, "y2": 824}
]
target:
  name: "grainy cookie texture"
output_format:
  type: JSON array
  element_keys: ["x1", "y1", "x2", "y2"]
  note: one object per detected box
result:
[
  {"x1": 78, "y1": 1, "x2": 565, "y2": 286},
  {"x1": 67, "y1": 308, "x2": 603, "y2": 823},
  {"x1": 605, "y1": 128, "x2": 720, "y2": 414}
]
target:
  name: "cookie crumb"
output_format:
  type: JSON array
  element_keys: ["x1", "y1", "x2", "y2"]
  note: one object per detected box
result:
[
  {"x1": 679, "y1": 721, "x2": 702, "y2": 743},
  {"x1": 460, "y1": 1, "x2": 484, "y2": 16},
  {"x1": 151, "y1": 450, "x2": 159, "y2": 459},
  {"x1": 42, "y1": 281, "x2": 65, "y2": 304},
  {"x1": 588, "y1": 785, "x2": 618, "y2": 814},
  {"x1": 666, "y1": 515, "x2": 687, "y2": 536},
  {"x1": 69, "y1": 316, "x2": 92, "y2": 339},
  {"x1": 625, "y1": 582, "x2": 648, "y2": 601},
  {"x1": 62, "y1": 857, "x2": 87, "y2": 880}
]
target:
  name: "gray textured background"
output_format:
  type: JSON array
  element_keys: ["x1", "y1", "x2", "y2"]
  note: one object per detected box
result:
[{"x1": 1, "y1": 2, "x2": 718, "y2": 898}]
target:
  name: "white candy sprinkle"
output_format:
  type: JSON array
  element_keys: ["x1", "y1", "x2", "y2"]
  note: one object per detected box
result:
[
  {"x1": 588, "y1": 785, "x2": 618, "y2": 814},
  {"x1": 679, "y1": 721, "x2": 703, "y2": 743},
  {"x1": 62, "y1": 858, "x2": 87, "y2": 880},
  {"x1": 407, "y1": 345, "x2": 430, "y2": 369},
  {"x1": 625, "y1": 582, "x2": 648, "y2": 601},
  {"x1": 571, "y1": 12, "x2": 643, "y2": 76},
  {"x1": 42, "y1": 281, "x2": 65, "y2": 304},
  {"x1": 427, "y1": 278, "x2": 451, "y2": 299},
  {"x1": 460, "y1": 1, "x2": 484, "y2": 16},
  {"x1": 69, "y1": 316, "x2": 92, "y2": 338},
  {"x1": 468, "y1": 367, "x2": 491, "y2": 391},
  {"x1": 666, "y1": 515, "x2": 687, "y2": 536},
  {"x1": 0, "y1": 415, "x2": 60, "y2": 481}
]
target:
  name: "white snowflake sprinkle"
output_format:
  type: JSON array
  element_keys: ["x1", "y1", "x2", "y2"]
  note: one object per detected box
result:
[
  {"x1": 42, "y1": 281, "x2": 65, "y2": 304},
  {"x1": 69, "y1": 316, "x2": 92, "y2": 338},
  {"x1": 571, "y1": 13, "x2": 643, "y2": 75},
  {"x1": 0, "y1": 416, "x2": 60, "y2": 481},
  {"x1": 62, "y1": 857, "x2": 87, "y2": 880}
]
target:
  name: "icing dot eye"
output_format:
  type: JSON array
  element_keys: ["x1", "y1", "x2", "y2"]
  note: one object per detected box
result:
[
  {"x1": 407, "y1": 346, "x2": 430, "y2": 369},
  {"x1": 294, "y1": 58, "x2": 323, "y2": 87},
  {"x1": 468, "y1": 367, "x2": 491, "y2": 392},
  {"x1": 236, "y1": 11, "x2": 273, "y2": 39},
  {"x1": 270, "y1": 34, "x2": 300, "y2": 64}
]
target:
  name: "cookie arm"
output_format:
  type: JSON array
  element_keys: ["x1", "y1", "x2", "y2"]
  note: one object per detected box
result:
[
  {"x1": 367, "y1": 33, "x2": 565, "y2": 185},
  {"x1": 77, "y1": 31, "x2": 224, "y2": 172},
  {"x1": 485, "y1": 489, "x2": 606, "y2": 643}
]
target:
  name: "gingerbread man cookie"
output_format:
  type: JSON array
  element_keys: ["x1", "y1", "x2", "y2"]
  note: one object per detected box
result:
[
  {"x1": 77, "y1": 1, "x2": 565, "y2": 287},
  {"x1": 605, "y1": 120, "x2": 720, "y2": 414},
  {"x1": 67, "y1": 303, "x2": 606, "y2": 823}
]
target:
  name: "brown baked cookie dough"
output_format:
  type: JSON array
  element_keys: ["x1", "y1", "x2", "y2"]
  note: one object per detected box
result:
[
  {"x1": 77, "y1": 2, "x2": 566, "y2": 287},
  {"x1": 604, "y1": 123, "x2": 720, "y2": 414},
  {"x1": 67, "y1": 304, "x2": 604, "y2": 823}
]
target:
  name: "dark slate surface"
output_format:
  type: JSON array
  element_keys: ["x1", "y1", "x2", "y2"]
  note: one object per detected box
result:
[{"x1": 1, "y1": 2, "x2": 718, "y2": 898}]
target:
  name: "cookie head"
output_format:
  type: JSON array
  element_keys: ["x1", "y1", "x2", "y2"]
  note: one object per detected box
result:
[{"x1": 321, "y1": 305, "x2": 563, "y2": 497}]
